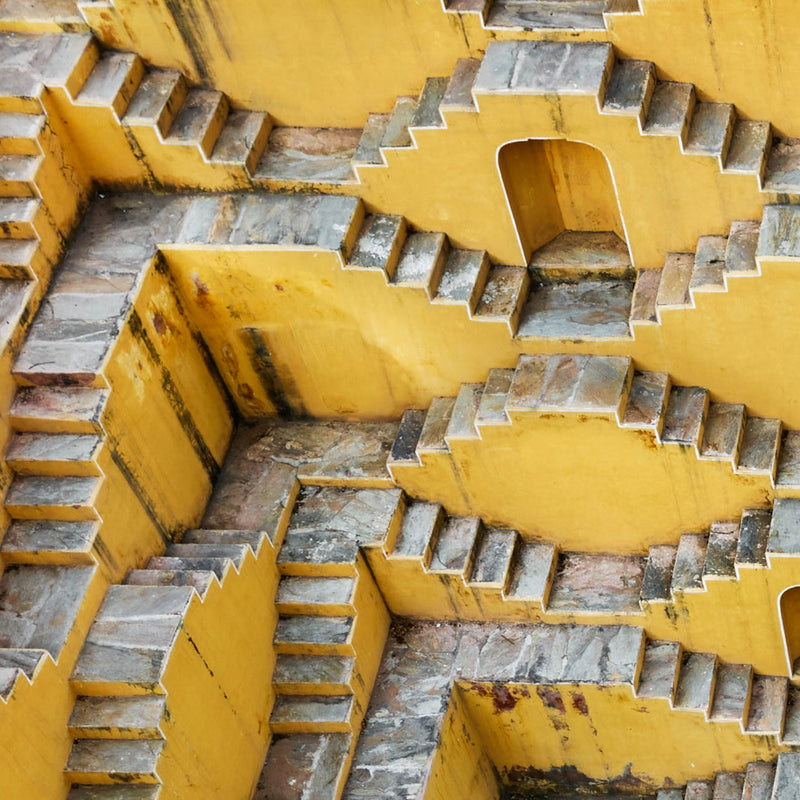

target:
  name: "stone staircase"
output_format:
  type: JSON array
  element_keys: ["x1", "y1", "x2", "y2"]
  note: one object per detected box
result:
[{"x1": 656, "y1": 754, "x2": 800, "y2": 800}]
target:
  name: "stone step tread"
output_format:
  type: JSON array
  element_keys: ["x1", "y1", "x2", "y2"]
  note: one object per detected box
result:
[
  {"x1": 528, "y1": 231, "x2": 631, "y2": 278},
  {"x1": 95, "y1": 584, "x2": 195, "y2": 622},
  {"x1": 745, "y1": 674, "x2": 788, "y2": 734},
  {"x1": 473, "y1": 265, "x2": 528, "y2": 323},
  {"x1": 656, "y1": 252, "x2": 694, "y2": 308},
  {"x1": 712, "y1": 772, "x2": 746, "y2": 800},
  {"x1": 0, "y1": 647, "x2": 48, "y2": 678},
  {"x1": 164, "y1": 541, "x2": 248, "y2": 564},
  {"x1": 392, "y1": 502, "x2": 443, "y2": 560},
  {"x1": 77, "y1": 50, "x2": 141, "y2": 108},
  {"x1": 5, "y1": 474, "x2": 100, "y2": 510},
  {"x1": 767, "y1": 499, "x2": 800, "y2": 555},
  {"x1": 602, "y1": 58, "x2": 654, "y2": 117},
  {"x1": 273, "y1": 654, "x2": 355, "y2": 689},
  {"x1": 0, "y1": 237, "x2": 38, "y2": 267},
  {"x1": 775, "y1": 430, "x2": 800, "y2": 489},
  {"x1": 548, "y1": 552, "x2": 645, "y2": 614},
  {"x1": 656, "y1": 791, "x2": 684, "y2": 800},
  {"x1": 445, "y1": 383, "x2": 483, "y2": 440},
  {"x1": 468, "y1": 528, "x2": 518, "y2": 587},
  {"x1": 353, "y1": 113, "x2": 391, "y2": 165},
  {"x1": 428, "y1": 516, "x2": 481, "y2": 575},
  {"x1": 630, "y1": 268, "x2": 662, "y2": 323},
  {"x1": 504, "y1": 540, "x2": 558, "y2": 602},
  {"x1": 433, "y1": 248, "x2": 489, "y2": 310},
  {"x1": 636, "y1": 639, "x2": 681, "y2": 699},
  {"x1": 736, "y1": 509, "x2": 772, "y2": 566},
  {"x1": 764, "y1": 137, "x2": 800, "y2": 192},
  {"x1": 66, "y1": 738, "x2": 163, "y2": 778},
  {"x1": 392, "y1": 231, "x2": 447, "y2": 290},
  {"x1": 68, "y1": 695, "x2": 166, "y2": 737},
  {"x1": 411, "y1": 76, "x2": 448, "y2": 129},
  {"x1": 67, "y1": 786, "x2": 160, "y2": 799},
  {"x1": 643, "y1": 81, "x2": 694, "y2": 136},
  {"x1": 759, "y1": 204, "x2": 800, "y2": 258},
  {"x1": 0, "y1": 196, "x2": 39, "y2": 231},
  {"x1": 709, "y1": 663, "x2": 752, "y2": 721},
  {"x1": 485, "y1": 0, "x2": 606, "y2": 30},
  {"x1": 81, "y1": 615, "x2": 184, "y2": 656},
  {"x1": 773, "y1": 753, "x2": 800, "y2": 799},
  {"x1": 684, "y1": 780, "x2": 713, "y2": 799},
  {"x1": 124, "y1": 569, "x2": 216, "y2": 596},
  {"x1": 381, "y1": 96, "x2": 417, "y2": 149},
  {"x1": 1, "y1": 519, "x2": 97, "y2": 562},
  {"x1": 180, "y1": 528, "x2": 264, "y2": 551},
  {"x1": 703, "y1": 522, "x2": 740, "y2": 578},
  {"x1": 781, "y1": 686, "x2": 800, "y2": 744},
  {"x1": 742, "y1": 761, "x2": 777, "y2": 800},
  {"x1": 122, "y1": 68, "x2": 185, "y2": 130},
  {"x1": 690, "y1": 234, "x2": 728, "y2": 292},
  {"x1": 72, "y1": 641, "x2": 171, "y2": 689},
  {"x1": 143, "y1": 556, "x2": 231, "y2": 580},
  {"x1": 671, "y1": 533, "x2": 708, "y2": 592},
  {"x1": 210, "y1": 109, "x2": 270, "y2": 168},
  {"x1": 417, "y1": 396, "x2": 456, "y2": 452},
  {"x1": 725, "y1": 119, "x2": 771, "y2": 173},
  {"x1": 737, "y1": 417, "x2": 781, "y2": 474},
  {"x1": 276, "y1": 576, "x2": 356, "y2": 610},
  {"x1": 0, "y1": 153, "x2": 39, "y2": 184},
  {"x1": 685, "y1": 102, "x2": 735, "y2": 157},
  {"x1": 6, "y1": 431, "x2": 102, "y2": 466},
  {"x1": 388, "y1": 408, "x2": 425, "y2": 464},
  {"x1": 441, "y1": 57, "x2": 481, "y2": 111},
  {"x1": 274, "y1": 616, "x2": 354, "y2": 651},
  {"x1": 348, "y1": 213, "x2": 406, "y2": 273},
  {"x1": 270, "y1": 694, "x2": 353, "y2": 727},
  {"x1": 725, "y1": 219, "x2": 761, "y2": 272},
  {"x1": 661, "y1": 386, "x2": 708, "y2": 446},
  {"x1": 700, "y1": 403, "x2": 745, "y2": 460},
  {"x1": 166, "y1": 89, "x2": 228, "y2": 152},
  {"x1": 674, "y1": 651, "x2": 717, "y2": 711},
  {"x1": 0, "y1": 112, "x2": 45, "y2": 143},
  {"x1": 10, "y1": 386, "x2": 108, "y2": 433},
  {"x1": 476, "y1": 368, "x2": 514, "y2": 426},
  {"x1": 640, "y1": 544, "x2": 677, "y2": 603},
  {"x1": 621, "y1": 370, "x2": 669, "y2": 431}
]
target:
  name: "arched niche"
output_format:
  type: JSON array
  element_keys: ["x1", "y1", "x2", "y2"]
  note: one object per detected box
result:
[{"x1": 498, "y1": 138, "x2": 628, "y2": 265}]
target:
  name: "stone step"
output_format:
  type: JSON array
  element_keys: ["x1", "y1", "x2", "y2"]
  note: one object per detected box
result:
[
  {"x1": 179, "y1": 528, "x2": 264, "y2": 553},
  {"x1": 630, "y1": 267, "x2": 662, "y2": 324},
  {"x1": 690, "y1": 235, "x2": 728, "y2": 293},
  {"x1": 391, "y1": 231, "x2": 448, "y2": 297},
  {"x1": 273, "y1": 615, "x2": 355, "y2": 657},
  {"x1": 390, "y1": 501, "x2": 443, "y2": 564},
  {"x1": 347, "y1": 213, "x2": 407, "y2": 277},
  {"x1": 643, "y1": 81, "x2": 695, "y2": 140},
  {"x1": 503, "y1": 540, "x2": 558, "y2": 606},
  {"x1": 725, "y1": 219, "x2": 761, "y2": 272},
  {"x1": 122, "y1": 68, "x2": 187, "y2": 136},
  {"x1": 602, "y1": 58, "x2": 656, "y2": 124},
  {"x1": 143, "y1": 556, "x2": 231, "y2": 581},
  {"x1": 428, "y1": 515, "x2": 481, "y2": 576},
  {"x1": 621, "y1": 370, "x2": 670, "y2": 436},
  {"x1": 782, "y1": 686, "x2": 800, "y2": 745},
  {"x1": 165, "y1": 88, "x2": 229, "y2": 157},
  {"x1": 724, "y1": 120, "x2": 772, "y2": 175},
  {"x1": 547, "y1": 552, "x2": 645, "y2": 615},
  {"x1": 0, "y1": 519, "x2": 98, "y2": 565},
  {"x1": 773, "y1": 753, "x2": 800, "y2": 799},
  {"x1": 475, "y1": 368, "x2": 513, "y2": 426},
  {"x1": 467, "y1": 528, "x2": 518, "y2": 588},
  {"x1": 68, "y1": 695, "x2": 166, "y2": 739},
  {"x1": 0, "y1": 112, "x2": 44, "y2": 155},
  {"x1": 432, "y1": 248, "x2": 490, "y2": 312},
  {"x1": 656, "y1": 252, "x2": 694, "y2": 310},
  {"x1": 410, "y1": 76, "x2": 448, "y2": 130},
  {"x1": 76, "y1": 50, "x2": 144, "y2": 116},
  {"x1": 702, "y1": 522, "x2": 740, "y2": 580},
  {"x1": 473, "y1": 265, "x2": 530, "y2": 331},
  {"x1": 640, "y1": 544, "x2": 677, "y2": 603},
  {"x1": 67, "y1": 786, "x2": 161, "y2": 800},
  {"x1": 685, "y1": 780, "x2": 713, "y2": 799},
  {"x1": 0, "y1": 237, "x2": 37, "y2": 278},
  {"x1": 0, "y1": 153, "x2": 39, "y2": 196},
  {"x1": 0, "y1": 196, "x2": 40, "y2": 238},
  {"x1": 5, "y1": 474, "x2": 101, "y2": 520},
  {"x1": 776, "y1": 430, "x2": 800, "y2": 490},
  {"x1": 671, "y1": 534, "x2": 708, "y2": 593},
  {"x1": 210, "y1": 109, "x2": 271, "y2": 173},
  {"x1": 712, "y1": 772, "x2": 746, "y2": 800},
  {"x1": 275, "y1": 576, "x2": 357, "y2": 616},
  {"x1": 699, "y1": 403, "x2": 745, "y2": 461},
  {"x1": 352, "y1": 113, "x2": 391, "y2": 166},
  {"x1": 767, "y1": 498, "x2": 800, "y2": 555},
  {"x1": 9, "y1": 386, "x2": 108, "y2": 434},
  {"x1": 736, "y1": 417, "x2": 781, "y2": 476},
  {"x1": 636, "y1": 639, "x2": 681, "y2": 700},
  {"x1": 416, "y1": 396, "x2": 455, "y2": 455},
  {"x1": 162, "y1": 542, "x2": 248, "y2": 569},
  {"x1": 765, "y1": 138, "x2": 800, "y2": 193},
  {"x1": 380, "y1": 95, "x2": 417, "y2": 150},
  {"x1": 6, "y1": 431, "x2": 102, "y2": 476},
  {"x1": 65, "y1": 738, "x2": 163, "y2": 783},
  {"x1": 661, "y1": 385, "x2": 709, "y2": 448},
  {"x1": 708, "y1": 663, "x2": 752, "y2": 723},
  {"x1": 445, "y1": 382, "x2": 483, "y2": 441},
  {"x1": 0, "y1": 648, "x2": 48, "y2": 699},
  {"x1": 270, "y1": 694, "x2": 353, "y2": 734},
  {"x1": 273, "y1": 654, "x2": 355, "y2": 695},
  {"x1": 123, "y1": 569, "x2": 216, "y2": 598},
  {"x1": 528, "y1": 230, "x2": 632, "y2": 282},
  {"x1": 745, "y1": 674, "x2": 788, "y2": 735},
  {"x1": 387, "y1": 408, "x2": 425, "y2": 466},
  {"x1": 485, "y1": 0, "x2": 606, "y2": 31},
  {"x1": 735, "y1": 508, "x2": 771, "y2": 566},
  {"x1": 674, "y1": 651, "x2": 717, "y2": 713},
  {"x1": 256, "y1": 733, "x2": 351, "y2": 800},
  {"x1": 440, "y1": 57, "x2": 481, "y2": 113},
  {"x1": 684, "y1": 102, "x2": 736, "y2": 163}
]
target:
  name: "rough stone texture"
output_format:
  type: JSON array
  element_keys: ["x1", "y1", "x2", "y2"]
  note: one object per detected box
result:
[
  {"x1": 1, "y1": 519, "x2": 97, "y2": 559},
  {"x1": 474, "y1": 265, "x2": 527, "y2": 321},
  {"x1": 123, "y1": 69, "x2": 183, "y2": 128},
  {"x1": 709, "y1": 663, "x2": 751, "y2": 721},
  {"x1": 389, "y1": 409, "x2": 425, "y2": 464},
  {"x1": 643, "y1": 82, "x2": 694, "y2": 135},
  {"x1": 736, "y1": 509, "x2": 772, "y2": 565},
  {"x1": 725, "y1": 220, "x2": 760, "y2": 273},
  {"x1": 772, "y1": 753, "x2": 800, "y2": 800},
  {"x1": 353, "y1": 113, "x2": 390, "y2": 166},
  {"x1": 656, "y1": 252, "x2": 694, "y2": 308},
  {"x1": 392, "y1": 502, "x2": 442, "y2": 560},
  {"x1": 445, "y1": 383, "x2": 483, "y2": 440},
  {"x1": 673, "y1": 652, "x2": 716, "y2": 711},
  {"x1": 393, "y1": 231, "x2": 447, "y2": 289},
  {"x1": 636, "y1": 639, "x2": 680, "y2": 699},
  {"x1": 781, "y1": 686, "x2": 800, "y2": 745},
  {"x1": 622, "y1": 370, "x2": 668, "y2": 430},
  {"x1": 275, "y1": 576, "x2": 355, "y2": 611},
  {"x1": 684, "y1": 781, "x2": 713, "y2": 800},
  {"x1": 66, "y1": 739, "x2": 163, "y2": 778},
  {"x1": 703, "y1": 523, "x2": 739, "y2": 578},
  {"x1": 476, "y1": 368, "x2": 513, "y2": 425},
  {"x1": 211, "y1": 109, "x2": 269, "y2": 166},
  {"x1": 486, "y1": 0, "x2": 606, "y2": 31},
  {"x1": 640, "y1": 545, "x2": 677, "y2": 602},
  {"x1": 417, "y1": 397, "x2": 455, "y2": 452},
  {"x1": 662, "y1": 386, "x2": 707, "y2": 445},
  {"x1": 66, "y1": 786, "x2": 160, "y2": 799},
  {"x1": 7, "y1": 432, "x2": 100, "y2": 465},
  {"x1": 441, "y1": 58, "x2": 481, "y2": 111},
  {"x1": 256, "y1": 127, "x2": 359, "y2": 183},
  {"x1": 274, "y1": 616, "x2": 353, "y2": 651},
  {"x1": 764, "y1": 138, "x2": 800, "y2": 192},
  {"x1": 434, "y1": 248, "x2": 487, "y2": 308},
  {"x1": 475, "y1": 41, "x2": 611, "y2": 95},
  {"x1": 690, "y1": 235, "x2": 728, "y2": 291},
  {"x1": 348, "y1": 214, "x2": 405, "y2": 271},
  {"x1": 429, "y1": 516, "x2": 481, "y2": 574},
  {"x1": 548, "y1": 552, "x2": 645, "y2": 614},
  {"x1": 528, "y1": 231, "x2": 631, "y2": 279},
  {"x1": 602, "y1": 59, "x2": 654, "y2": 115},
  {"x1": 69, "y1": 695, "x2": 165, "y2": 736},
  {"x1": 758, "y1": 204, "x2": 800, "y2": 259},
  {"x1": 714, "y1": 772, "x2": 745, "y2": 800},
  {"x1": 742, "y1": 760, "x2": 777, "y2": 800},
  {"x1": 745, "y1": 674, "x2": 787, "y2": 733},
  {"x1": 671, "y1": 534, "x2": 707, "y2": 592},
  {"x1": 685, "y1": 102, "x2": 734, "y2": 156},
  {"x1": 737, "y1": 417, "x2": 781, "y2": 474},
  {"x1": 469, "y1": 528, "x2": 517, "y2": 587},
  {"x1": 381, "y1": 96, "x2": 416, "y2": 149},
  {"x1": 518, "y1": 278, "x2": 633, "y2": 339},
  {"x1": 411, "y1": 77, "x2": 448, "y2": 129},
  {"x1": 505, "y1": 541, "x2": 557, "y2": 602},
  {"x1": 700, "y1": 403, "x2": 744, "y2": 459},
  {"x1": 630, "y1": 268, "x2": 661, "y2": 323},
  {"x1": 725, "y1": 120, "x2": 771, "y2": 173},
  {"x1": 77, "y1": 51, "x2": 139, "y2": 107},
  {"x1": 776, "y1": 430, "x2": 800, "y2": 489}
]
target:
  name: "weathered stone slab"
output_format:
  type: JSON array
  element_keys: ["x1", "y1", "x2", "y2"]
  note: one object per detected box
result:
[
  {"x1": 256, "y1": 127, "x2": 359, "y2": 184},
  {"x1": 745, "y1": 674, "x2": 787, "y2": 734},
  {"x1": 643, "y1": 82, "x2": 694, "y2": 135},
  {"x1": 392, "y1": 502, "x2": 442, "y2": 560},
  {"x1": 504, "y1": 540, "x2": 557, "y2": 603},
  {"x1": 709, "y1": 663, "x2": 751, "y2": 722},
  {"x1": 602, "y1": 59, "x2": 653, "y2": 115},
  {"x1": 636, "y1": 639, "x2": 680, "y2": 699},
  {"x1": 674, "y1": 651, "x2": 716, "y2": 711},
  {"x1": 622, "y1": 370, "x2": 668, "y2": 430}
]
